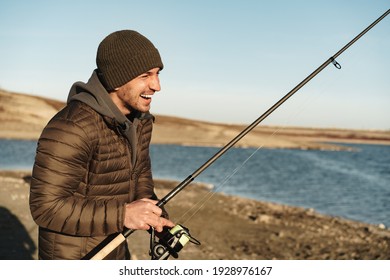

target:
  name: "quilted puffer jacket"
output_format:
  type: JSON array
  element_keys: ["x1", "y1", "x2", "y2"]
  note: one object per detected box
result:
[{"x1": 29, "y1": 70, "x2": 163, "y2": 260}]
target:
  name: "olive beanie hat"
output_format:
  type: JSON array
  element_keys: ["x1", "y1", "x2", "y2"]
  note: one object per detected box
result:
[{"x1": 96, "y1": 30, "x2": 163, "y2": 92}]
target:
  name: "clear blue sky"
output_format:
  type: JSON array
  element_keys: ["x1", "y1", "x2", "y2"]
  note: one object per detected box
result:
[{"x1": 1, "y1": 0, "x2": 389, "y2": 130}]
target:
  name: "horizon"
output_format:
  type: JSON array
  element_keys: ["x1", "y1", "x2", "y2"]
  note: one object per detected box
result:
[{"x1": 1, "y1": 1, "x2": 389, "y2": 130}]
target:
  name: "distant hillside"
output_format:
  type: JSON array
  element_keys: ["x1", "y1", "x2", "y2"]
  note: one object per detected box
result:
[
  {"x1": 1, "y1": 88, "x2": 389, "y2": 149},
  {"x1": 0, "y1": 89, "x2": 65, "y2": 139}
]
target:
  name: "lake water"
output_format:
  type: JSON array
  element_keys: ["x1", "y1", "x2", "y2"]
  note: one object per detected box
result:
[{"x1": 1, "y1": 139, "x2": 389, "y2": 227}]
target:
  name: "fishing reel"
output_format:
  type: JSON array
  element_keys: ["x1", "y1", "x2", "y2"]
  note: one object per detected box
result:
[{"x1": 149, "y1": 224, "x2": 200, "y2": 260}]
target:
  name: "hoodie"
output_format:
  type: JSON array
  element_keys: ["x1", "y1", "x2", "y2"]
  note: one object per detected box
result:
[{"x1": 67, "y1": 70, "x2": 155, "y2": 166}]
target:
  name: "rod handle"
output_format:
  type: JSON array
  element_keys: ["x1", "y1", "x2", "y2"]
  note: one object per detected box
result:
[{"x1": 90, "y1": 233, "x2": 126, "y2": 260}]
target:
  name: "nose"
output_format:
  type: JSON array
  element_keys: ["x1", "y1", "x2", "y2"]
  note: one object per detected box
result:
[{"x1": 150, "y1": 74, "x2": 161, "y2": 92}]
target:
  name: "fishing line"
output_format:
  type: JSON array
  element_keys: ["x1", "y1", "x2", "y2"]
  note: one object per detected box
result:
[
  {"x1": 175, "y1": 144, "x2": 266, "y2": 224},
  {"x1": 175, "y1": 103, "x2": 323, "y2": 225},
  {"x1": 174, "y1": 58, "x2": 349, "y2": 224}
]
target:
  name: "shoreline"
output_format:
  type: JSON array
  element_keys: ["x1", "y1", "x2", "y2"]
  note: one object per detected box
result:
[
  {"x1": 2, "y1": 135, "x2": 390, "y2": 151},
  {"x1": 1, "y1": 165, "x2": 387, "y2": 229},
  {"x1": 0, "y1": 160, "x2": 388, "y2": 228},
  {"x1": 2, "y1": 123, "x2": 390, "y2": 153},
  {"x1": 0, "y1": 170, "x2": 389, "y2": 260},
  {"x1": 1, "y1": 89, "x2": 390, "y2": 152}
]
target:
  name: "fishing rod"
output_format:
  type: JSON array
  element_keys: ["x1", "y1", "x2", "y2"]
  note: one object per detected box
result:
[{"x1": 87, "y1": 9, "x2": 389, "y2": 260}]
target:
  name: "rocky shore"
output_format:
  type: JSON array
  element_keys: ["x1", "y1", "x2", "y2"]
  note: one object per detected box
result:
[{"x1": 0, "y1": 170, "x2": 389, "y2": 260}]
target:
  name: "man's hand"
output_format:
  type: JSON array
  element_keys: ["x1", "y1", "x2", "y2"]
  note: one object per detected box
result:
[{"x1": 123, "y1": 198, "x2": 175, "y2": 232}]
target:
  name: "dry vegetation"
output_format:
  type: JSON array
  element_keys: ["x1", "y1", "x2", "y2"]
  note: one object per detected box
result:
[{"x1": 1, "y1": 88, "x2": 389, "y2": 150}]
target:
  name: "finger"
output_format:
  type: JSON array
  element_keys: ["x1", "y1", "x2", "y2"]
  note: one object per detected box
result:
[
  {"x1": 152, "y1": 218, "x2": 163, "y2": 233},
  {"x1": 139, "y1": 198, "x2": 158, "y2": 204},
  {"x1": 150, "y1": 205, "x2": 163, "y2": 216},
  {"x1": 146, "y1": 216, "x2": 162, "y2": 232},
  {"x1": 162, "y1": 218, "x2": 175, "y2": 228},
  {"x1": 138, "y1": 199, "x2": 163, "y2": 216},
  {"x1": 154, "y1": 218, "x2": 175, "y2": 232},
  {"x1": 142, "y1": 201, "x2": 163, "y2": 216}
]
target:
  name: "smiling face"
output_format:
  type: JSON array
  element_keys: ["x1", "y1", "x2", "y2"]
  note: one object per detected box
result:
[{"x1": 109, "y1": 67, "x2": 161, "y2": 115}]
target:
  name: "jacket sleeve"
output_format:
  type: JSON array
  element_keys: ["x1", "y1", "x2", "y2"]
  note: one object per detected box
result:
[{"x1": 29, "y1": 116, "x2": 124, "y2": 237}]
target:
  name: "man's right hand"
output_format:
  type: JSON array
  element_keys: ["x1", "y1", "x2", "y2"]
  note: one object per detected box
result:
[{"x1": 123, "y1": 198, "x2": 175, "y2": 232}]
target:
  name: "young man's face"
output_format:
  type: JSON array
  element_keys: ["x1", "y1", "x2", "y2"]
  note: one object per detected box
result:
[{"x1": 111, "y1": 67, "x2": 161, "y2": 115}]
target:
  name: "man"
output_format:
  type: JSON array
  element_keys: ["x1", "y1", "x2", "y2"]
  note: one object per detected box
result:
[{"x1": 29, "y1": 30, "x2": 174, "y2": 260}]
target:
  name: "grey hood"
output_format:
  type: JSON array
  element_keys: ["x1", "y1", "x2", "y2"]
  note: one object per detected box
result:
[{"x1": 67, "y1": 70, "x2": 150, "y2": 165}]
